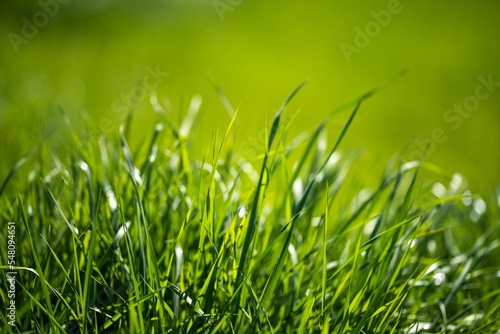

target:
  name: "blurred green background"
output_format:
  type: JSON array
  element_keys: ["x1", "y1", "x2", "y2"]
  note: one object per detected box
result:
[{"x1": 1, "y1": 0, "x2": 499, "y2": 193}]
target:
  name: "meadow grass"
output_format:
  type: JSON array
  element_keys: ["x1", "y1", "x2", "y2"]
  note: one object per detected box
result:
[{"x1": 1, "y1": 84, "x2": 500, "y2": 333}]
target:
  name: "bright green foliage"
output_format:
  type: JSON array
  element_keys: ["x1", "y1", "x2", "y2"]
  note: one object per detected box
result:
[{"x1": 1, "y1": 86, "x2": 499, "y2": 333}]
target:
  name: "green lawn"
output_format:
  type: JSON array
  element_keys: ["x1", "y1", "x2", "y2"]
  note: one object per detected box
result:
[
  {"x1": 1, "y1": 1, "x2": 500, "y2": 333},
  {"x1": 1, "y1": 85, "x2": 499, "y2": 332}
]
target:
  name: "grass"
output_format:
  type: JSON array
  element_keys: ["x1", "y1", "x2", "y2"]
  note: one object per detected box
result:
[{"x1": 1, "y1": 83, "x2": 500, "y2": 333}]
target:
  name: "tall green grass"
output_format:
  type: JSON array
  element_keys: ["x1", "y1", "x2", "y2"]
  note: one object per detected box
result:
[{"x1": 1, "y1": 84, "x2": 500, "y2": 333}]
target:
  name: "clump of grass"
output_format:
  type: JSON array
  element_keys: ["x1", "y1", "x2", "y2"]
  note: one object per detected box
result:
[{"x1": 1, "y1": 84, "x2": 500, "y2": 333}]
